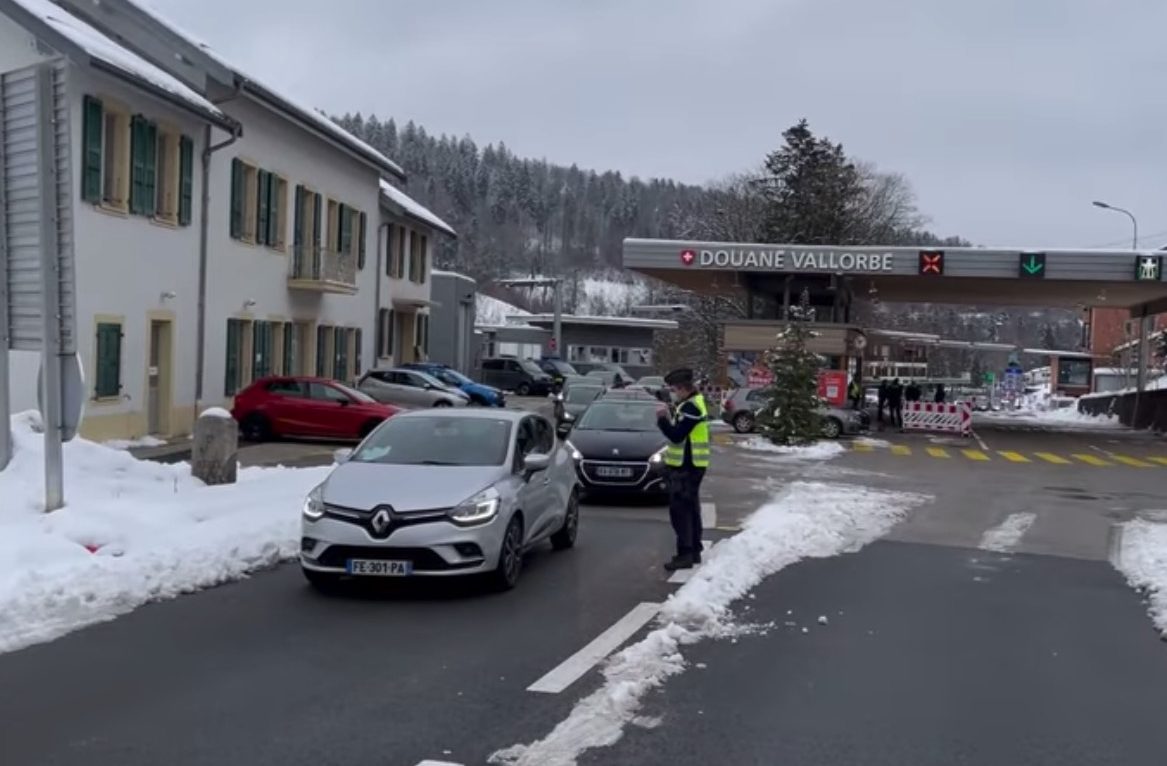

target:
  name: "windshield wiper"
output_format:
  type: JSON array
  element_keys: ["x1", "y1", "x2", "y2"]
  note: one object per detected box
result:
[{"x1": 416, "y1": 460, "x2": 460, "y2": 466}]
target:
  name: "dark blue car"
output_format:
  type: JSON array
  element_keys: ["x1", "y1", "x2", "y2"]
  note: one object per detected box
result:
[{"x1": 400, "y1": 363, "x2": 506, "y2": 407}]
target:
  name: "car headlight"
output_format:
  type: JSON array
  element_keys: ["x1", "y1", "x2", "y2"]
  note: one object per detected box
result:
[
  {"x1": 649, "y1": 446, "x2": 666, "y2": 464},
  {"x1": 302, "y1": 485, "x2": 325, "y2": 521},
  {"x1": 563, "y1": 411, "x2": 575, "y2": 421},
  {"x1": 448, "y1": 486, "x2": 500, "y2": 526},
  {"x1": 564, "y1": 440, "x2": 583, "y2": 461}
]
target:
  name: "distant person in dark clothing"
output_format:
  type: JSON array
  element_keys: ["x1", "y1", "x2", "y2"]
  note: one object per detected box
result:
[
  {"x1": 887, "y1": 378, "x2": 904, "y2": 428},
  {"x1": 877, "y1": 380, "x2": 889, "y2": 424},
  {"x1": 904, "y1": 380, "x2": 922, "y2": 403},
  {"x1": 934, "y1": 384, "x2": 947, "y2": 404}
]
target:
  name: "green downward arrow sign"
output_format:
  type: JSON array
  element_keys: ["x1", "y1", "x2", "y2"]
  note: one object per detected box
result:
[{"x1": 1020, "y1": 253, "x2": 1045, "y2": 277}]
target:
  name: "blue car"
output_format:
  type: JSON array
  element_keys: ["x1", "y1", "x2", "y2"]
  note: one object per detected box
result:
[{"x1": 400, "y1": 363, "x2": 506, "y2": 407}]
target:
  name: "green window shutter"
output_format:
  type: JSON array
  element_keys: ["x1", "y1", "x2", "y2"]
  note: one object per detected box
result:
[
  {"x1": 94, "y1": 323, "x2": 122, "y2": 398},
  {"x1": 283, "y1": 322, "x2": 295, "y2": 375},
  {"x1": 253, "y1": 321, "x2": 273, "y2": 379},
  {"x1": 357, "y1": 211, "x2": 367, "y2": 269},
  {"x1": 312, "y1": 193, "x2": 322, "y2": 250},
  {"x1": 230, "y1": 158, "x2": 244, "y2": 239},
  {"x1": 387, "y1": 310, "x2": 395, "y2": 355},
  {"x1": 354, "y1": 328, "x2": 363, "y2": 376},
  {"x1": 334, "y1": 327, "x2": 347, "y2": 382},
  {"x1": 292, "y1": 185, "x2": 304, "y2": 247},
  {"x1": 129, "y1": 116, "x2": 145, "y2": 214},
  {"x1": 142, "y1": 121, "x2": 157, "y2": 216},
  {"x1": 81, "y1": 96, "x2": 103, "y2": 202},
  {"x1": 336, "y1": 204, "x2": 348, "y2": 253},
  {"x1": 267, "y1": 177, "x2": 280, "y2": 246},
  {"x1": 256, "y1": 170, "x2": 270, "y2": 246},
  {"x1": 225, "y1": 319, "x2": 241, "y2": 396},
  {"x1": 316, "y1": 325, "x2": 328, "y2": 377},
  {"x1": 375, "y1": 309, "x2": 385, "y2": 358},
  {"x1": 178, "y1": 136, "x2": 194, "y2": 226}
]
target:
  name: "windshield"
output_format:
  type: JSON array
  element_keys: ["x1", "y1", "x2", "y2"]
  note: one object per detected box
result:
[
  {"x1": 351, "y1": 416, "x2": 513, "y2": 466},
  {"x1": 410, "y1": 370, "x2": 446, "y2": 388},
  {"x1": 435, "y1": 368, "x2": 471, "y2": 386},
  {"x1": 639, "y1": 377, "x2": 664, "y2": 387},
  {"x1": 520, "y1": 360, "x2": 545, "y2": 377},
  {"x1": 566, "y1": 386, "x2": 604, "y2": 404},
  {"x1": 334, "y1": 383, "x2": 376, "y2": 403},
  {"x1": 576, "y1": 402, "x2": 659, "y2": 432},
  {"x1": 548, "y1": 361, "x2": 577, "y2": 375}
]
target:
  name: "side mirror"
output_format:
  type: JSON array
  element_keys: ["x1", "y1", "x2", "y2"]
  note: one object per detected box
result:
[
  {"x1": 522, "y1": 453, "x2": 551, "y2": 478},
  {"x1": 333, "y1": 448, "x2": 353, "y2": 464},
  {"x1": 338, "y1": 398, "x2": 351, "y2": 406},
  {"x1": 424, "y1": 383, "x2": 436, "y2": 390}
]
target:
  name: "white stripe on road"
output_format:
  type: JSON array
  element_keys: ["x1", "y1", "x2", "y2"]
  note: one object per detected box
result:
[
  {"x1": 978, "y1": 512, "x2": 1037, "y2": 553},
  {"x1": 701, "y1": 501, "x2": 717, "y2": 528},
  {"x1": 416, "y1": 761, "x2": 463, "y2": 765},
  {"x1": 973, "y1": 430, "x2": 990, "y2": 451},
  {"x1": 526, "y1": 602, "x2": 662, "y2": 694},
  {"x1": 667, "y1": 540, "x2": 714, "y2": 583}
]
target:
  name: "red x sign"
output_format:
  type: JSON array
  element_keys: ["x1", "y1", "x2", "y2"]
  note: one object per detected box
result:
[{"x1": 918, "y1": 250, "x2": 944, "y2": 275}]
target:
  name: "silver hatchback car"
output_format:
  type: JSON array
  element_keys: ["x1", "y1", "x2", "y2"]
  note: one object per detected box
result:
[{"x1": 300, "y1": 409, "x2": 579, "y2": 591}]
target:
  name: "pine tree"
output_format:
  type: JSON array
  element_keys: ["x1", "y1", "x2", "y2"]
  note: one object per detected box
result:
[{"x1": 757, "y1": 290, "x2": 823, "y2": 446}]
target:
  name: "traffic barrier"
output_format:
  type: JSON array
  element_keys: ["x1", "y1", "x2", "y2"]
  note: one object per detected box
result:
[{"x1": 903, "y1": 401, "x2": 972, "y2": 436}]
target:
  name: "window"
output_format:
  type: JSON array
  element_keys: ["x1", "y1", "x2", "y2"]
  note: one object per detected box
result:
[
  {"x1": 94, "y1": 322, "x2": 123, "y2": 399},
  {"x1": 309, "y1": 381, "x2": 350, "y2": 403},
  {"x1": 377, "y1": 308, "x2": 395, "y2": 358},
  {"x1": 225, "y1": 318, "x2": 249, "y2": 396},
  {"x1": 281, "y1": 322, "x2": 301, "y2": 376},
  {"x1": 394, "y1": 227, "x2": 408, "y2": 278},
  {"x1": 267, "y1": 379, "x2": 304, "y2": 396},
  {"x1": 252, "y1": 321, "x2": 274, "y2": 380},
  {"x1": 1057, "y1": 358, "x2": 1091, "y2": 388},
  {"x1": 483, "y1": 359, "x2": 504, "y2": 371},
  {"x1": 334, "y1": 326, "x2": 349, "y2": 382},
  {"x1": 385, "y1": 225, "x2": 395, "y2": 276},
  {"x1": 82, "y1": 96, "x2": 129, "y2": 210},
  {"x1": 532, "y1": 417, "x2": 555, "y2": 454},
  {"x1": 316, "y1": 324, "x2": 332, "y2": 378},
  {"x1": 408, "y1": 231, "x2": 427, "y2": 283},
  {"x1": 514, "y1": 418, "x2": 538, "y2": 471},
  {"x1": 415, "y1": 314, "x2": 430, "y2": 356},
  {"x1": 230, "y1": 159, "x2": 286, "y2": 247}
]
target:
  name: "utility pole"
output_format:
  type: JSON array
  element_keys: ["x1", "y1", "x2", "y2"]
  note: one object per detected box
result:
[{"x1": 497, "y1": 277, "x2": 563, "y2": 355}]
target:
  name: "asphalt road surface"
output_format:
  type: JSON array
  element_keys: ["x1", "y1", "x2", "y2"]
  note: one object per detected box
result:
[{"x1": 5, "y1": 420, "x2": 1167, "y2": 765}]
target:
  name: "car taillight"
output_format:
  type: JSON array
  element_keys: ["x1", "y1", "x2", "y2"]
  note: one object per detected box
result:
[{"x1": 724, "y1": 398, "x2": 735, "y2": 412}]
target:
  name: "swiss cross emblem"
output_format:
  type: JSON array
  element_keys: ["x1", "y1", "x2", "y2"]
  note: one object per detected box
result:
[{"x1": 680, "y1": 249, "x2": 696, "y2": 266}]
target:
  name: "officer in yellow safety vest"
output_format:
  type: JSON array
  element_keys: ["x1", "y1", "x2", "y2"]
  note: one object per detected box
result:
[{"x1": 655, "y1": 368, "x2": 710, "y2": 571}]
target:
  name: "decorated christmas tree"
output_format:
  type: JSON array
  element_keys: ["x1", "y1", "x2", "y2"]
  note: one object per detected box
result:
[{"x1": 757, "y1": 291, "x2": 823, "y2": 446}]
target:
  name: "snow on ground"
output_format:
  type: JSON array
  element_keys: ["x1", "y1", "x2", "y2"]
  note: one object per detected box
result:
[
  {"x1": 573, "y1": 276, "x2": 651, "y2": 316},
  {"x1": 103, "y1": 435, "x2": 167, "y2": 450},
  {"x1": 0, "y1": 412, "x2": 329, "y2": 654},
  {"x1": 738, "y1": 436, "x2": 847, "y2": 461},
  {"x1": 477, "y1": 294, "x2": 530, "y2": 326},
  {"x1": 1115, "y1": 517, "x2": 1167, "y2": 640},
  {"x1": 978, "y1": 512, "x2": 1037, "y2": 553},
  {"x1": 974, "y1": 405, "x2": 1123, "y2": 429},
  {"x1": 489, "y1": 481, "x2": 930, "y2": 766}
]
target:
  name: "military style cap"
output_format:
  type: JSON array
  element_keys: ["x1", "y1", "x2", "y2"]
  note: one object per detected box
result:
[{"x1": 663, "y1": 368, "x2": 695, "y2": 386}]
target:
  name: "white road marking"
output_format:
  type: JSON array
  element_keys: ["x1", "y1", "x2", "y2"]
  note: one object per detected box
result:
[
  {"x1": 973, "y1": 430, "x2": 990, "y2": 451},
  {"x1": 526, "y1": 602, "x2": 662, "y2": 694},
  {"x1": 416, "y1": 761, "x2": 463, "y2": 766},
  {"x1": 666, "y1": 539, "x2": 714, "y2": 583},
  {"x1": 978, "y1": 512, "x2": 1037, "y2": 553},
  {"x1": 701, "y1": 501, "x2": 717, "y2": 528}
]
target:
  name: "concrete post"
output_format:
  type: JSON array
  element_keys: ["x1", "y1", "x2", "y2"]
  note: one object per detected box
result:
[{"x1": 191, "y1": 407, "x2": 238, "y2": 485}]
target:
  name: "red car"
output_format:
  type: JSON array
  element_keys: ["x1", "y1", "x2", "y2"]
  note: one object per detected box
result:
[{"x1": 231, "y1": 376, "x2": 400, "y2": 442}]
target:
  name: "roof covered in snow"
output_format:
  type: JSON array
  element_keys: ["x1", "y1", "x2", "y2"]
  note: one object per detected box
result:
[
  {"x1": 431, "y1": 269, "x2": 475, "y2": 284},
  {"x1": 2, "y1": 0, "x2": 232, "y2": 127},
  {"x1": 379, "y1": 180, "x2": 456, "y2": 238},
  {"x1": 512, "y1": 313, "x2": 679, "y2": 331}
]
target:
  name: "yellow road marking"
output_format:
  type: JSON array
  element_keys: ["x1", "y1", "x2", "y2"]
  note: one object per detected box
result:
[
  {"x1": 925, "y1": 447, "x2": 950, "y2": 458},
  {"x1": 1034, "y1": 452, "x2": 1071, "y2": 465},
  {"x1": 1072, "y1": 454, "x2": 1110, "y2": 466},
  {"x1": 961, "y1": 449, "x2": 991, "y2": 461},
  {"x1": 997, "y1": 451, "x2": 1031, "y2": 463},
  {"x1": 1147, "y1": 457, "x2": 1167, "y2": 466},
  {"x1": 851, "y1": 442, "x2": 874, "y2": 452},
  {"x1": 1111, "y1": 454, "x2": 1154, "y2": 468},
  {"x1": 890, "y1": 445, "x2": 911, "y2": 456}
]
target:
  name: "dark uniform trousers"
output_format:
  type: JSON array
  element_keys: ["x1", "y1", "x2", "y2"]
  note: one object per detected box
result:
[{"x1": 668, "y1": 466, "x2": 706, "y2": 556}]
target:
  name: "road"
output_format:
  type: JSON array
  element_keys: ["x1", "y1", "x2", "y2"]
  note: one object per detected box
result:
[{"x1": 5, "y1": 417, "x2": 1167, "y2": 765}]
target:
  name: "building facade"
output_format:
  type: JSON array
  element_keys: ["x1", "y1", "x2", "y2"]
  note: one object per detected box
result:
[
  {"x1": 429, "y1": 270, "x2": 477, "y2": 374},
  {"x1": 508, "y1": 314, "x2": 677, "y2": 379}
]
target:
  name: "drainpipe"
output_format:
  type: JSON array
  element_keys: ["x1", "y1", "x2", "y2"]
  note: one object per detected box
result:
[
  {"x1": 193, "y1": 97, "x2": 243, "y2": 423},
  {"x1": 375, "y1": 221, "x2": 390, "y2": 364}
]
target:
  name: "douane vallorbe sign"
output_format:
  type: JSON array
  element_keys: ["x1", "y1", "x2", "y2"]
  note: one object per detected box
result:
[{"x1": 682, "y1": 248, "x2": 895, "y2": 272}]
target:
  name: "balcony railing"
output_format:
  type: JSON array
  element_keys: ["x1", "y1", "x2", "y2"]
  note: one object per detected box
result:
[{"x1": 288, "y1": 245, "x2": 357, "y2": 294}]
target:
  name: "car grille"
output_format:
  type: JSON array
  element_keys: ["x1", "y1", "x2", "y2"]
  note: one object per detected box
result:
[
  {"x1": 322, "y1": 503, "x2": 449, "y2": 540},
  {"x1": 580, "y1": 459, "x2": 649, "y2": 485},
  {"x1": 316, "y1": 545, "x2": 478, "y2": 572}
]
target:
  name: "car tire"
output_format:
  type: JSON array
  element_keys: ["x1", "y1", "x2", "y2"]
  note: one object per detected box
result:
[
  {"x1": 489, "y1": 515, "x2": 525, "y2": 591},
  {"x1": 732, "y1": 412, "x2": 754, "y2": 434},
  {"x1": 550, "y1": 490, "x2": 580, "y2": 551},
  {"x1": 302, "y1": 567, "x2": 340, "y2": 592},
  {"x1": 821, "y1": 417, "x2": 843, "y2": 439},
  {"x1": 433, "y1": 400, "x2": 452, "y2": 407},
  {"x1": 515, "y1": 382, "x2": 532, "y2": 397},
  {"x1": 240, "y1": 413, "x2": 271, "y2": 442}
]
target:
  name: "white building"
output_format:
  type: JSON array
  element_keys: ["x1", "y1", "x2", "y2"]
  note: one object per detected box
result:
[{"x1": 0, "y1": 0, "x2": 455, "y2": 442}]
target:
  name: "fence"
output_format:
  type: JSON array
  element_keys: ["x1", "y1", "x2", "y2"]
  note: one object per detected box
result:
[
  {"x1": 903, "y1": 401, "x2": 972, "y2": 436},
  {"x1": 1078, "y1": 388, "x2": 1167, "y2": 431}
]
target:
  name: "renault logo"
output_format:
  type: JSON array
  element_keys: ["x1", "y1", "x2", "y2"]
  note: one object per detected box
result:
[
  {"x1": 370, "y1": 508, "x2": 393, "y2": 535},
  {"x1": 612, "y1": 448, "x2": 620, "y2": 456}
]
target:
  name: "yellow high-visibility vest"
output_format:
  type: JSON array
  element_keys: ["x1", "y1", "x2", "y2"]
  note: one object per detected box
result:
[{"x1": 664, "y1": 393, "x2": 710, "y2": 468}]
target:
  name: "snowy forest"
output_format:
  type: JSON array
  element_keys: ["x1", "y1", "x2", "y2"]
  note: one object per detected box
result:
[{"x1": 334, "y1": 113, "x2": 1082, "y2": 374}]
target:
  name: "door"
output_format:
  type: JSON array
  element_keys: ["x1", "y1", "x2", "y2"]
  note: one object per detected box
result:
[
  {"x1": 305, "y1": 381, "x2": 357, "y2": 438},
  {"x1": 146, "y1": 320, "x2": 172, "y2": 435},
  {"x1": 264, "y1": 379, "x2": 309, "y2": 435},
  {"x1": 502, "y1": 359, "x2": 523, "y2": 390},
  {"x1": 359, "y1": 371, "x2": 407, "y2": 406},
  {"x1": 401, "y1": 370, "x2": 441, "y2": 405},
  {"x1": 513, "y1": 416, "x2": 554, "y2": 541}
]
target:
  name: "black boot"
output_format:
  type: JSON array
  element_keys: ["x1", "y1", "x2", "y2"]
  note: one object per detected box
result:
[{"x1": 664, "y1": 553, "x2": 696, "y2": 571}]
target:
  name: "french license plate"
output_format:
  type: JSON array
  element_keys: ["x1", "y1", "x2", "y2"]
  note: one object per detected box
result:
[
  {"x1": 595, "y1": 466, "x2": 633, "y2": 478},
  {"x1": 346, "y1": 559, "x2": 413, "y2": 576}
]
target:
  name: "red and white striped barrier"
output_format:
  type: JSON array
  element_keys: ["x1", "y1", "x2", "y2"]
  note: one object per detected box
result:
[{"x1": 903, "y1": 401, "x2": 972, "y2": 436}]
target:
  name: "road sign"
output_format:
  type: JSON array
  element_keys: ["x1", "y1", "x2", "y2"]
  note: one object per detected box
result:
[
  {"x1": 918, "y1": 250, "x2": 944, "y2": 275},
  {"x1": 983, "y1": 371, "x2": 996, "y2": 384},
  {"x1": 1019, "y1": 252, "x2": 1046, "y2": 278},
  {"x1": 1135, "y1": 254, "x2": 1162, "y2": 281}
]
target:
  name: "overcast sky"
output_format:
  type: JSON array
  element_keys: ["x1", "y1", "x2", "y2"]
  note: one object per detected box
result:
[{"x1": 151, "y1": 0, "x2": 1167, "y2": 250}]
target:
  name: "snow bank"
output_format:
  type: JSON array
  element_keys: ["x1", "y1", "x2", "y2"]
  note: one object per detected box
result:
[
  {"x1": 1115, "y1": 517, "x2": 1167, "y2": 639},
  {"x1": 739, "y1": 436, "x2": 846, "y2": 461},
  {"x1": 103, "y1": 435, "x2": 167, "y2": 450},
  {"x1": 974, "y1": 404, "x2": 1123, "y2": 429},
  {"x1": 0, "y1": 412, "x2": 329, "y2": 654},
  {"x1": 489, "y1": 481, "x2": 929, "y2": 766},
  {"x1": 477, "y1": 294, "x2": 530, "y2": 326}
]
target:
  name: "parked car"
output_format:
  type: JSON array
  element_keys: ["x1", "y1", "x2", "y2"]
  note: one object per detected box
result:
[
  {"x1": 585, "y1": 369, "x2": 628, "y2": 388},
  {"x1": 232, "y1": 376, "x2": 400, "y2": 442},
  {"x1": 400, "y1": 362, "x2": 506, "y2": 407},
  {"x1": 480, "y1": 357, "x2": 554, "y2": 396},
  {"x1": 300, "y1": 409, "x2": 579, "y2": 591},
  {"x1": 357, "y1": 368, "x2": 469, "y2": 409},
  {"x1": 537, "y1": 358, "x2": 578, "y2": 391},
  {"x1": 592, "y1": 362, "x2": 632, "y2": 380},
  {"x1": 599, "y1": 387, "x2": 658, "y2": 402},
  {"x1": 632, "y1": 375, "x2": 669, "y2": 401},
  {"x1": 720, "y1": 387, "x2": 869, "y2": 438},
  {"x1": 554, "y1": 382, "x2": 605, "y2": 435},
  {"x1": 563, "y1": 398, "x2": 668, "y2": 501}
]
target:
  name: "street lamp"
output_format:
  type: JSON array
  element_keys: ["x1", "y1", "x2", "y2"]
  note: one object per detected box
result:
[
  {"x1": 1092, "y1": 200, "x2": 1139, "y2": 249},
  {"x1": 496, "y1": 277, "x2": 563, "y2": 355}
]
